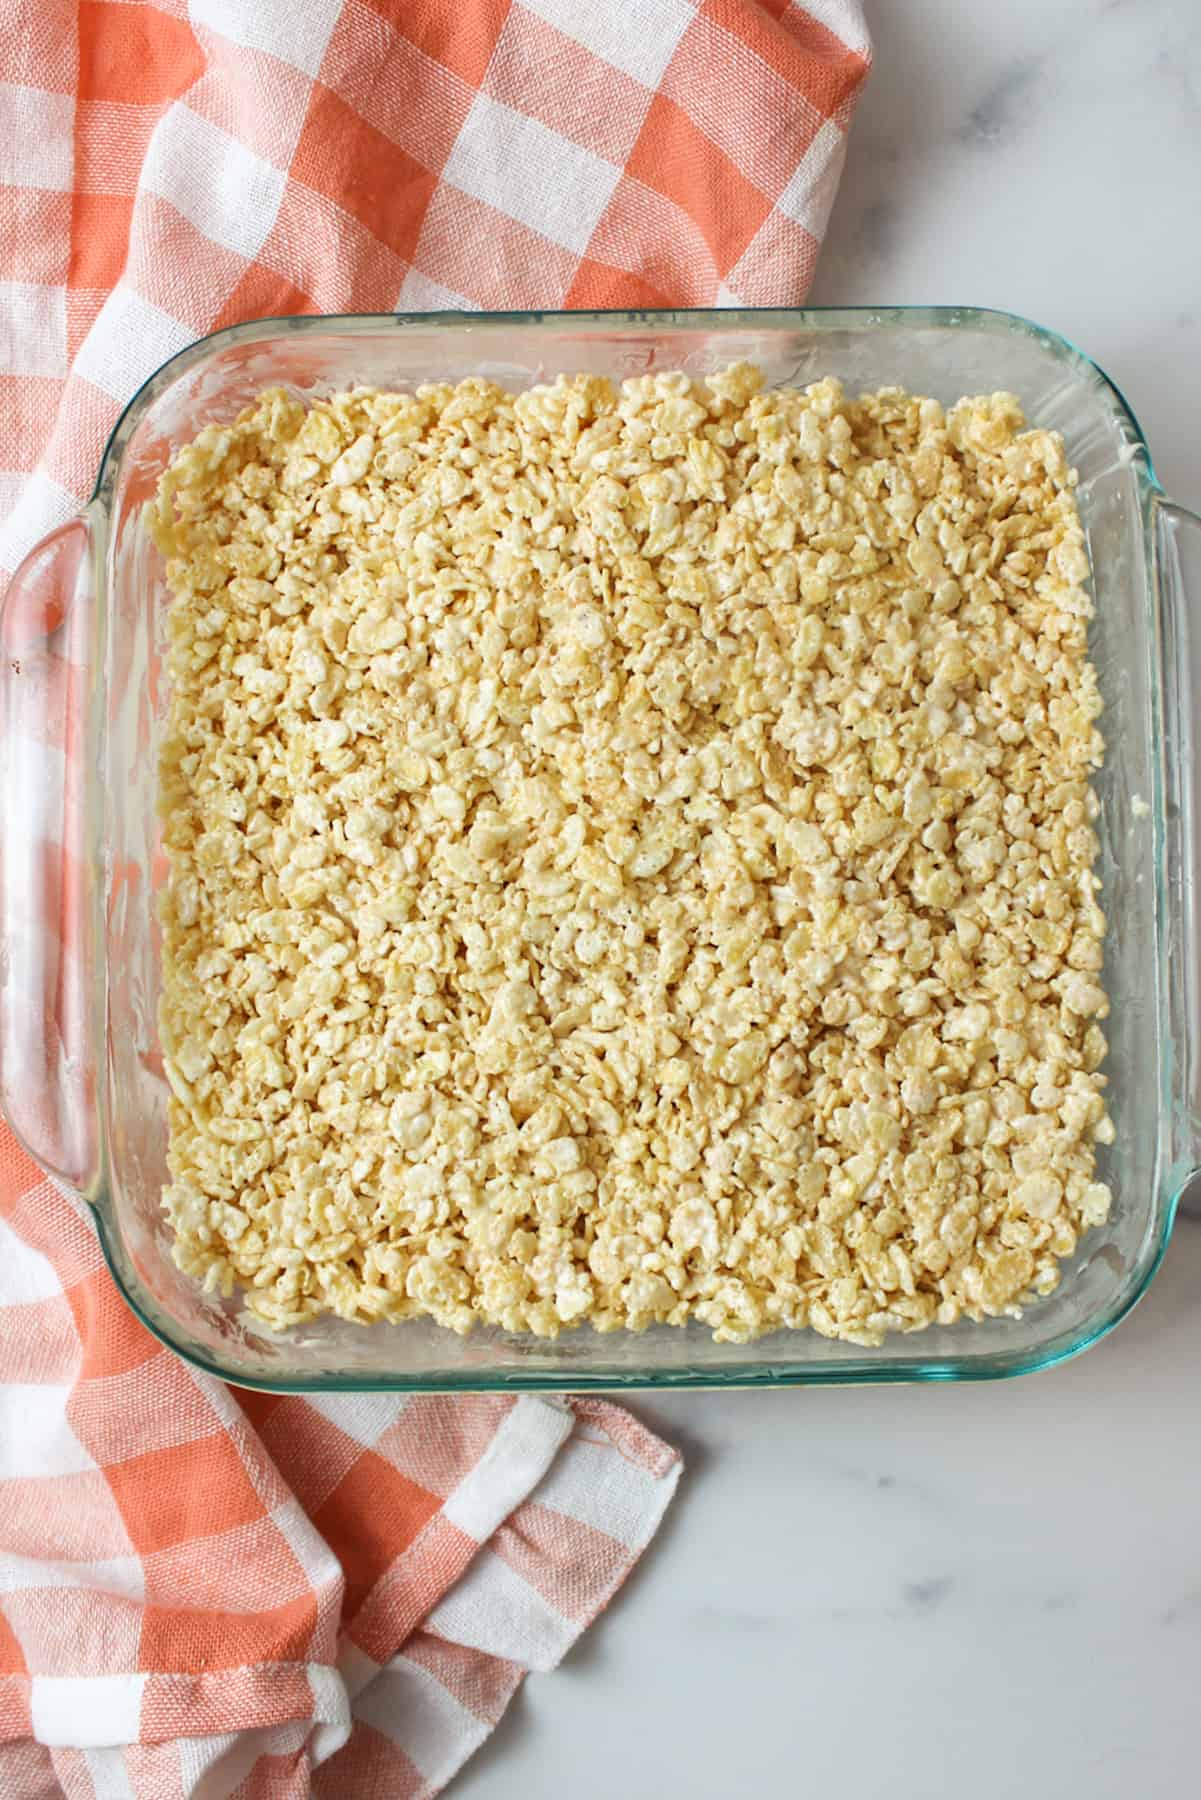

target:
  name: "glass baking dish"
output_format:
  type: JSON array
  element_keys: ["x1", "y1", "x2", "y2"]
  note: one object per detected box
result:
[{"x1": 3, "y1": 305, "x2": 1199, "y2": 1392}]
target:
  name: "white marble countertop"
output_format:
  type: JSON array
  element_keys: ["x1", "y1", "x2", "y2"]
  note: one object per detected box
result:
[{"x1": 460, "y1": 1, "x2": 1201, "y2": 1793}]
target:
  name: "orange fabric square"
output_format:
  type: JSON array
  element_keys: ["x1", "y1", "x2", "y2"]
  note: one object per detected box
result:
[
  {"x1": 139, "y1": 1592, "x2": 319, "y2": 1675},
  {"x1": 234, "y1": 1390, "x2": 287, "y2": 1433},
  {"x1": 77, "y1": 1, "x2": 205, "y2": 107},
  {"x1": 291, "y1": 86, "x2": 438, "y2": 263},
  {"x1": 220, "y1": 271, "x2": 318, "y2": 338},
  {"x1": 106, "y1": 1431, "x2": 266, "y2": 1555},
  {"x1": 566, "y1": 256, "x2": 675, "y2": 310},
  {"x1": 312, "y1": 1451, "x2": 440, "y2": 1619},
  {"x1": 0, "y1": 1607, "x2": 28, "y2": 1678},
  {"x1": 320, "y1": 0, "x2": 475, "y2": 177},
  {"x1": 69, "y1": 191, "x2": 134, "y2": 290},
  {"x1": 369, "y1": 0, "x2": 512, "y2": 88},
  {"x1": 67, "y1": 1350, "x2": 216, "y2": 1468},
  {"x1": 346, "y1": 1513, "x2": 474, "y2": 1663},
  {"x1": 246, "y1": 1399, "x2": 366, "y2": 1518},
  {"x1": 700, "y1": 0, "x2": 869, "y2": 121},
  {"x1": 63, "y1": 1268, "x2": 159, "y2": 1380},
  {"x1": 627, "y1": 92, "x2": 772, "y2": 276}
]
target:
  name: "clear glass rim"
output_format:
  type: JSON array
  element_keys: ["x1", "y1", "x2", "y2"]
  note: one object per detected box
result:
[
  {"x1": 85, "y1": 302, "x2": 1179, "y2": 1392},
  {"x1": 93, "y1": 303, "x2": 1167, "y2": 509},
  {"x1": 91, "y1": 1200, "x2": 1181, "y2": 1394}
]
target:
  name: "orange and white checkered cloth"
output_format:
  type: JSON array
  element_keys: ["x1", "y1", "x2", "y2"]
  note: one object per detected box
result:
[
  {"x1": 1, "y1": 1169, "x2": 683, "y2": 1798},
  {"x1": 0, "y1": 0, "x2": 870, "y2": 584},
  {"x1": 0, "y1": 1, "x2": 870, "y2": 1794}
]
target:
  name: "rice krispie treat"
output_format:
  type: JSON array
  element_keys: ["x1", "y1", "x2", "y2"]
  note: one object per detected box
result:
[{"x1": 151, "y1": 366, "x2": 1111, "y2": 1343}]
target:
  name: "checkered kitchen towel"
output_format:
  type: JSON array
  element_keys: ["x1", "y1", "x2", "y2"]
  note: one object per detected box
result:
[
  {"x1": 0, "y1": 0, "x2": 870, "y2": 584},
  {"x1": 0, "y1": 2, "x2": 870, "y2": 1794},
  {"x1": 1, "y1": 1177, "x2": 683, "y2": 1799}
]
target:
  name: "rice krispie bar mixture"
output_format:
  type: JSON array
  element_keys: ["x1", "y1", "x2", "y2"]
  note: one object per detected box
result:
[{"x1": 151, "y1": 366, "x2": 1111, "y2": 1343}]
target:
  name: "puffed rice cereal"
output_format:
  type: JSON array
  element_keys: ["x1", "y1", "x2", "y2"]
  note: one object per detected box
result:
[{"x1": 151, "y1": 366, "x2": 1112, "y2": 1344}]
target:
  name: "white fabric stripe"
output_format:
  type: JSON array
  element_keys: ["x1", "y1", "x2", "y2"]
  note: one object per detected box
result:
[
  {"x1": 354, "y1": 1651, "x2": 485, "y2": 1790},
  {"x1": 441, "y1": 1396, "x2": 573, "y2": 1543},
  {"x1": 177, "y1": 1718, "x2": 312, "y2": 1797},
  {"x1": 141, "y1": 105, "x2": 286, "y2": 257},
  {"x1": 775, "y1": 118, "x2": 849, "y2": 239},
  {"x1": 442, "y1": 92, "x2": 621, "y2": 256},
  {"x1": 524, "y1": 1432, "x2": 679, "y2": 1552},
  {"x1": 188, "y1": 0, "x2": 342, "y2": 79},
  {"x1": 397, "y1": 268, "x2": 474, "y2": 312},
  {"x1": 303, "y1": 1391, "x2": 406, "y2": 1449},
  {"x1": 71, "y1": 287, "x2": 194, "y2": 405},
  {"x1": 268, "y1": 1495, "x2": 345, "y2": 1599},
  {"x1": 0, "y1": 83, "x2": 74, "y2": 190},
  {"x1": 0, "y1": 470, "x2": 79, "y2": 578},
  {"x1": 0, "y1": 1552, "x2": 144, "y2": 1601},
  {"x1": 335, "y1": 1639, "x2": 381, "y2": 1704},
  {"x1": 792, "y1": 0, "x2": 870, "y2": 55},
  {"x1": 179, "y1": 1358, "x2": 242, "y2": 1431},
  {"x1": 0, "y1": 471, "x2": 30, "y2": 520},
  {"x1": 518, "y1": 0, "x2": 693, "y2": 87},
  {"x1": 306, "y1": 1663, "x2": 353, "y2": 1768},
  {"x1": 8, "y1": 733, "x2": 66, "y2": 832},
  {"x1": 31, "y1": 1674, "x2": 146, "y2": 1748},
  {"x1": 0, "y1": 282, "x2": 68, "y2": 378},
  {"x1": 176, "y1": 1728, "x2": 240, "y2": 1796},
  {"x1": 426, "y1": 1547, "x2": 576, "y2": 1673},
  {"x1": 82, "y1": 1747, "x2": 136, "y2": 1800},
  {"x1": 0, "y1": 1384, "x2": 94, "y2": 1479},
  {"x1": 0, "y1": 1212, "x2": 64, "y2": 1304}
]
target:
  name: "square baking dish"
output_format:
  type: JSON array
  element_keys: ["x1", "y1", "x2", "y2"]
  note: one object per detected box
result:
[{"x1": 3, "y1": 305, "x2": 1199, "y2": 1391}]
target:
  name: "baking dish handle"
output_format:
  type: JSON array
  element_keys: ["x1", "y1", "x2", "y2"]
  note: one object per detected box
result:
[
  {"x1": 0, "y1": 516, "x2": 101, "y2": 1196},
  {"x1": 1155, "y1": 497, "x2": 1201, "y2": 1208}
]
